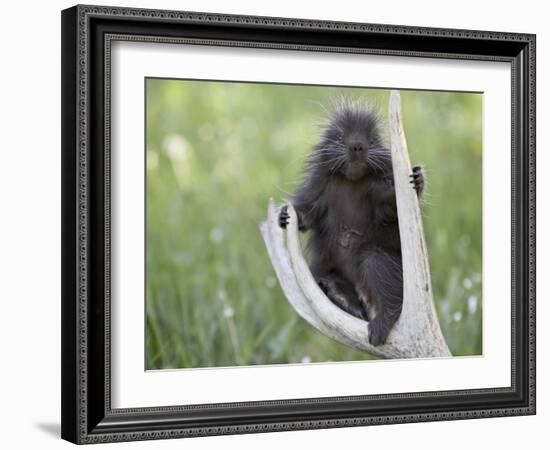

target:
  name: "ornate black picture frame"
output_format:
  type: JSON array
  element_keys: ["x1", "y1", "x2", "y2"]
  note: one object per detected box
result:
[{"x1": 61, "y1": 4, "x2": 536, "y2": 444}]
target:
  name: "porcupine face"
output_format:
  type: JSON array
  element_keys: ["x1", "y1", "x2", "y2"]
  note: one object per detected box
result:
[{"x1": 314, "y1": 102, "x2": 388, "y2": 181}]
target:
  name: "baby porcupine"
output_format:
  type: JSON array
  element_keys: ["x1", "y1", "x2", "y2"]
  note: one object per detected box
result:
[{"x1": 279, "y1": 100, "x2": 424, "y2": 345}]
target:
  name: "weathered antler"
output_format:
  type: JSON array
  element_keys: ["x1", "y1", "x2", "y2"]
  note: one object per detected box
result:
[{"x1": 259, "y1": 90, "x2": 451, "y2": 359}]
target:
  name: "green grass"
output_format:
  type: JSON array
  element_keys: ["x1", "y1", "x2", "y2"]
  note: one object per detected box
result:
[{"x1": 145, "y1": 79, "x2": 483, "y2": 369}]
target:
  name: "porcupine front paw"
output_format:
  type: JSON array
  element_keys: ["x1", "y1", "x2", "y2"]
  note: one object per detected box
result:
[
  {"x1": 409, "y1": 165, "x2": 425, "y2": 196},
  {"x1": 278, "y1": 205, "x2": 290, "y2": 229}
]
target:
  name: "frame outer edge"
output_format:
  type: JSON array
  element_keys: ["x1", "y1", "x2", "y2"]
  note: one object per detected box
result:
[
  {"x1": 61, "y1": 5, "x2": 80, "y2": 445},
  {"x1": 77, "y1": 3, "x2": 534, "y2": 40},
  {"x1": 63, "y1": 4, "x2": 537, "y2": 444},
  {"x1": 527, "y1": 34, "x2": 536, "y2": 414}
]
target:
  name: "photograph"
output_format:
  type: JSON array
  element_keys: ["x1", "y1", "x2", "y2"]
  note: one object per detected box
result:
[{"x1": 145, "y1": 79, "x2": 483, "y2": 370}]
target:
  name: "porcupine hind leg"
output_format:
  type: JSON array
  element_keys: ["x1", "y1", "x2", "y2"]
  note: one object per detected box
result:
[{"x1": 356, "y1": 250, "x2": 403, "y2": 346}]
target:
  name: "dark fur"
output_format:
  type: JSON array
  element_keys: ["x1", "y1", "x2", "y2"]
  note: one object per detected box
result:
[{"x1": 279, "y1": 101, "x2": 424, "y2": 345}]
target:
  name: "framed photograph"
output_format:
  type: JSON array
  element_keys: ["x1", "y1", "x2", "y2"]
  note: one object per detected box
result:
[{"x1": 61, "y1": 4, "x2": 536, "y2": 444}]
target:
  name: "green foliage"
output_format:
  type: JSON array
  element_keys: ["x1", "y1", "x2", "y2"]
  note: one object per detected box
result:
[{"x1": 145, "y1": 79, "x2": 483, "y2": 369}]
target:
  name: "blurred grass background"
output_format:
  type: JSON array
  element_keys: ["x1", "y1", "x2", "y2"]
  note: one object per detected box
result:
[{"x1": 145, "y1": 79, "x2": 482, "y2": 369}]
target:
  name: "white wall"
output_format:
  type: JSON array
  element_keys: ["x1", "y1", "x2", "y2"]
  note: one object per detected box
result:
[{"x1": 0, "y1": 0, "x2": 545, "y2": 448}]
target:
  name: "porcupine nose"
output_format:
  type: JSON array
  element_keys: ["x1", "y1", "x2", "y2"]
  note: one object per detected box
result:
[{"x1": 349, "y1": 141, "x2": 364, "y2": 153}]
